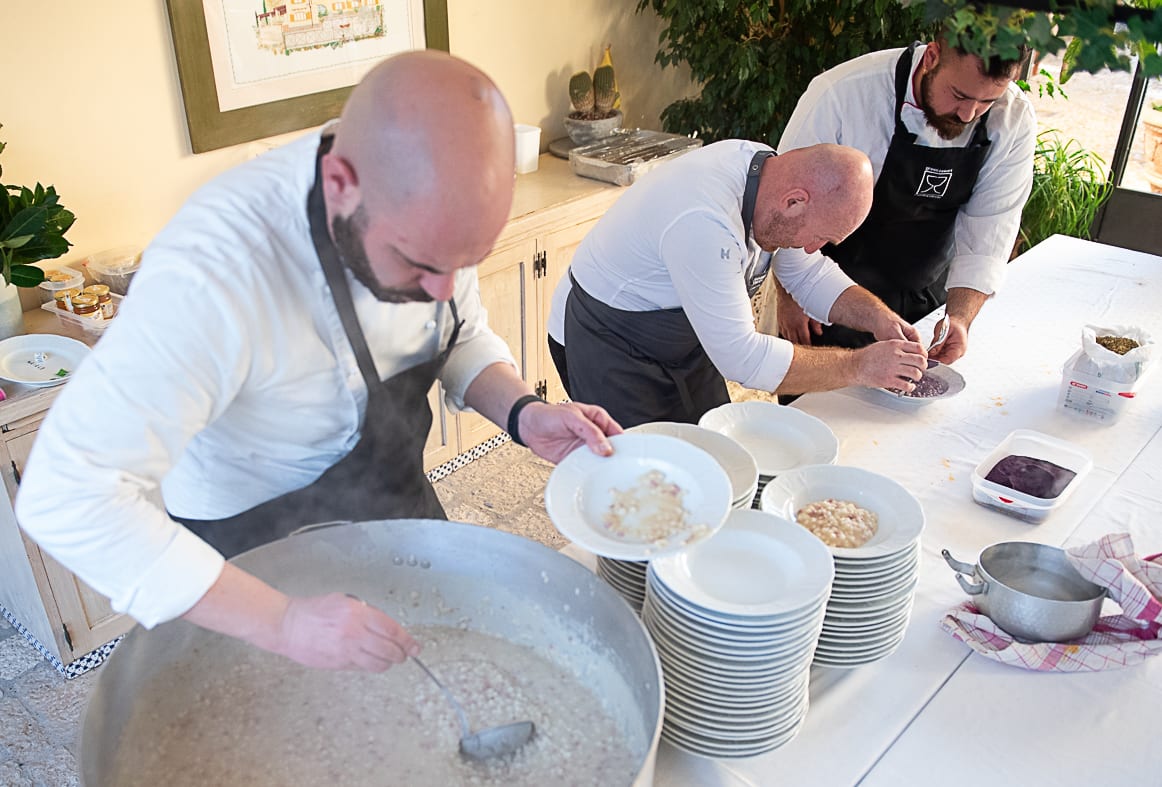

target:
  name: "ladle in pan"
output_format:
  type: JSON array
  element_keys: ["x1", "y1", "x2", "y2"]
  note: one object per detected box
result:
[{"x1": 412, "y1": 655, "x2": 536, "y2": 761}]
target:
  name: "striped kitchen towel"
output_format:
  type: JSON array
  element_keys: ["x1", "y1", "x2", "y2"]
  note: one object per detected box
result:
[{"x1": 941, "y1": 533, "x2": 1162, "y2": 672}]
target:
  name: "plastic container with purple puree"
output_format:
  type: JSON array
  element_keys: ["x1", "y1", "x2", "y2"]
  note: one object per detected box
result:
[{"x1": 970, "y1": 429, "x2": 1093, "y2": 524}]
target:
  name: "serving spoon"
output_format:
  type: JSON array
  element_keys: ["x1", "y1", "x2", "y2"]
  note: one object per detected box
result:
[
  {"x1": 926, "y1": 314, "x2": 951, "y2": 367},
  {"x1": 412, "y1": 655, "x2": 536, "y2": 761}
]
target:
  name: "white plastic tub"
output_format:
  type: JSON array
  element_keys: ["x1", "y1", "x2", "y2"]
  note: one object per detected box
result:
[
  {"x1": 970, "y1": 429, "x2": 1093, "y2": 524},
  {"x1": 1058, "y1": 349, "x2": 1148, "y2": 425}
]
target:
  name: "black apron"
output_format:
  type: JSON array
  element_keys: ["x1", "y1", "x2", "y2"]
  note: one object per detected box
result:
[
  {"x1": 814, "y1": 43, "x2": 992, "y2": 349},
  {"x1": 558, "y1": 151, "x2": 773, "y2": 428},
  {"x1": 176, "y1": 136, "x2": 459, "y2": 558}
]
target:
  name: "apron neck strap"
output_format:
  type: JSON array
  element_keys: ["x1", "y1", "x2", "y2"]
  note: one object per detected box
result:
[{"x1": 742, "y1": 150, "x2": 775, "y2": 242}]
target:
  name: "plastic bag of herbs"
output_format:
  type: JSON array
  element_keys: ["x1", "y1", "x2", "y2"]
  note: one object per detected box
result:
[{"x1": 1071, "y1": 325, "x2": 1154, "y2": 385}]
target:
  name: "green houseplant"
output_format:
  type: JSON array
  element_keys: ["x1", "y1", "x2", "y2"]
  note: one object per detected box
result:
[
  {"x1": 0, "y1": 124, "x2": 75, "y2": 339},
  {"x1": 637, "y1": 0, "x2": 932, "y2": 144},
  {"x1": 1016, "y1": 130, "x2": 1113, "y2": 254}
]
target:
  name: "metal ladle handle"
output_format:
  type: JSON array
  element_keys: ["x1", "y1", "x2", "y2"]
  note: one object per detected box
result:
[{"x1": 413, "y1": 655, "x2": 472, "y2": 741}]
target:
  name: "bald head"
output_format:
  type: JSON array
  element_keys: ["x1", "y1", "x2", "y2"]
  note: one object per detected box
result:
[
  {"x1": 320, "y1": 51, "x2": 516, "y2": 302},
  {"x1": 753, "y1": 144, "x2": 874, "y2": 254}
]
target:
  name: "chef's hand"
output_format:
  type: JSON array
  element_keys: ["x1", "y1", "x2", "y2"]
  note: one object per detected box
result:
[
  {"x1": 776, "y1": 284, "x2": 821, "y2": 344},
  {"x1": 519, "y1": 401, "x2": 622, "y2": 463},
  {"x1": 275, "y1": 593, "x2": 420, "y2": 671},
  {"x1": 182, "y1": 563, "x2": 419, "y2": 672},
  {"x1": 869, "y1": 312, "x2": 922, "y2": 345},
  {"x1": 928, "y1": 318, "x2": 968, "y2": 364},
  {"x1": 852, "y1": 339, "x2": 927, "y2": 391}
]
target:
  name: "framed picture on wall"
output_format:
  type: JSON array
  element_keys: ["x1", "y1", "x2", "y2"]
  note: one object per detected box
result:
[{"x1": 165, "y1": 1, "x2": 450, "y2": 153}]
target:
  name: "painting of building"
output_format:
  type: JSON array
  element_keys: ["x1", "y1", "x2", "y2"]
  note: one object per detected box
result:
[{"x1": 254, "y1": 1, "x2": 385, "y2": 55}]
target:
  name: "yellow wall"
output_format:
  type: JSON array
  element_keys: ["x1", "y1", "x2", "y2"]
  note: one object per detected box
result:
[{"x1": 0, "y1": 0, "x2": 695, "y2": 268}]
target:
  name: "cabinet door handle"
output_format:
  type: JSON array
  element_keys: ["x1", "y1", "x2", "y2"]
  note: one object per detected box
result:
[{"x1": 11, "y1": 460, "x2": 20, "y2": 486}]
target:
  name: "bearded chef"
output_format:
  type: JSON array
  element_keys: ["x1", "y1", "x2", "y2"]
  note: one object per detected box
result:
[
  {"x1": 772, "y1": 33, "x2": 1036, "y2": 363},
  {"x1": 16, "y1": 52, "x2": 620, "y2": 672}
]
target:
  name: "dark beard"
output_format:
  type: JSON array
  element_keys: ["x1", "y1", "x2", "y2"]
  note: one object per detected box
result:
[
  {"x1": 330, "y1": 206, "x2": 432, "y2": 304},
  {"x1": 919, "y1": 69, "x2": 970, "y2": 141}
]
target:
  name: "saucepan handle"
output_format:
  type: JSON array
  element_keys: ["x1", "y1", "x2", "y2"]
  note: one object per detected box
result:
[{"x1": 942, "y1": 548, "x2": 987, "y2": 596}]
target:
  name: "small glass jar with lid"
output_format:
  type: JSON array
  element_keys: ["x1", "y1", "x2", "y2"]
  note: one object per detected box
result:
[
  {"x1": 70, "y1": 294, "x2": 102, "y2": 319},
  {"x1": 82, "y1": 284, "x2": 114, "y2": 318},
  {"x1": 54, "y1": 288, "x2": 82, "y2": 311}
]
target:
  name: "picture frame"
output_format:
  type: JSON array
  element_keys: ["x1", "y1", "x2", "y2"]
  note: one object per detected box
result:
[{"x1": 165, "y1": 1, "x2": 450, "y2": 154}]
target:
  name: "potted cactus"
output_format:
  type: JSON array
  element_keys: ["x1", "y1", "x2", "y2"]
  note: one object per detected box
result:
[{"x1": 563, "y1": 51, "x2": 623, "y2": 146}]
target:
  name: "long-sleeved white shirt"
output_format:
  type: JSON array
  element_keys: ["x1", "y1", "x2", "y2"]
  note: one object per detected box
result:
[
  {"x1": 15, "y1": 129, "x2": 515, "y2": 628},
  {"x1": 547, "y1": 140, "x2": 855, "y2": 393},
  {"x1": 774, "y1": 45, "x2": 1036, "y2": 295}
]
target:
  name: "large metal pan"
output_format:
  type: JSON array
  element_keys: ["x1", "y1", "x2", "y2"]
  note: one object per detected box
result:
[
  {"x1": 943, "y1": 541, "x2": 1105, "y2": 643},
  {"x1": 80, "y1": 519, "x2": 664, "y2": 785}
]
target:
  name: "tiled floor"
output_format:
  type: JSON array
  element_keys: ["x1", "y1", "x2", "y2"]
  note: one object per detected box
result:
[{"x1": 0, "y1": 439, "x2": 556, "y2": 786}]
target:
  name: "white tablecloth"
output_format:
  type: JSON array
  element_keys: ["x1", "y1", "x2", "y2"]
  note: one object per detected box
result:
[{"x1": 644, "y1": 235, "x2": 1162, "y2": 786}]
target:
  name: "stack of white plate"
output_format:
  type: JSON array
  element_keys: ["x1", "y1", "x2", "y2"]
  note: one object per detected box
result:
[
  {"x1": 593, "y1": 423, "x2": 760, "y2": 612},
  {"x1": 642, "y1": 509, "x2": 834, "y2": 758},
  {"x1": 697, "y1": 402, "x2": 839, "y2": 509},
  {"x1": 760, "y1": 464, "x2": 926, "y2": 668},
  {"x1": 595, "y1": 555, "x2": 647, "y2": 612}
]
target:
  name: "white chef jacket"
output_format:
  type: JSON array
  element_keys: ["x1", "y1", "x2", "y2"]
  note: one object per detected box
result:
[
  {"x1": 547, "y1": 140, "x2": 856, "y2": 394},
  {"x1": 15, "y1": 129, "x2": 516, "y2": 628},
  {"x1": 774, "y1": 45, "x2": 1036, "y2": 296}
]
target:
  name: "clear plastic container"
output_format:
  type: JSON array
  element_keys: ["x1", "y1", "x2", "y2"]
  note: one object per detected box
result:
[
  {"x1": 41, "y1": 293, "x2": 123, "y2": 335},
  {"x1": 84, "y1": 246, "x2": 142, "y2": 295},
  {"x1": 35, "y1": 266, "x2": 86, "y2": 305},
  {"x1": 970, "y1": 429, "x2": 1093, "y2": 524},
  {"x1": 1058, "y1": 349, "x2": 1148, "y2": 425}
]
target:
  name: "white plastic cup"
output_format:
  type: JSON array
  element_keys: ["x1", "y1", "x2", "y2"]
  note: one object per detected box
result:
[{"x1": 514, "y1": 124, "x2": 541, "y2": 174}]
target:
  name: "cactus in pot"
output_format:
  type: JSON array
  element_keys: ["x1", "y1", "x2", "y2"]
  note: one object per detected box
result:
[{"x1": 564, "y1": 47, "x2": 624, "y2": 145}]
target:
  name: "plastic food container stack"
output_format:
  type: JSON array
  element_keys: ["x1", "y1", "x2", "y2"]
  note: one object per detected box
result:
[
  {"x1": 970, "y1": 429, "x2": 1092, "y2": 524},
  {"x1": 84, "y1": 246, "x2": 142, "y2": 295},
  {"x1": 35, "y1": 266, "x2": 85, "y2": 305}
]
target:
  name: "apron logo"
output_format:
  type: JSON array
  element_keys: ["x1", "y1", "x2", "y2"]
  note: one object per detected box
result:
[{"x1": 915, "y1": 167, "x2": 953, "y2": 199}]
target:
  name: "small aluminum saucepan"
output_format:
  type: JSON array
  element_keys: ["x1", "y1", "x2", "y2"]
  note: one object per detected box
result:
[{"x1": 942, "y1": 541, "x2": 1106, "y2": 643}]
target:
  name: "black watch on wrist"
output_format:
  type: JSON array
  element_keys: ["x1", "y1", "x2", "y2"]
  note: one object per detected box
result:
[{"x1": 507, "y1": 394, "x2": 545, "y2": 447}]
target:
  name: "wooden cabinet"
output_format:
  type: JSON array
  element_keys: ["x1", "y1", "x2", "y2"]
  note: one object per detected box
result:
[
  {"x1": 423, "y1": 155, "x2": 624, "y2": 468},
  {"x1": 0, "y1": 392, "x2": 135, "y2": 669}
]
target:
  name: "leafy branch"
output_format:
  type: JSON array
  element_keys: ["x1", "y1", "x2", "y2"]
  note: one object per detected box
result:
[
  {"x1": 905, "y1": 1, "x2": 1162, "y2": 78},
  {"x1": 0, "y1": 125, "x2": 73, "y2": 287}
]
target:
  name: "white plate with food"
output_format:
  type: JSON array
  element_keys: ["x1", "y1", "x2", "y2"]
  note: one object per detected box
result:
[
  {"x1": 544, "y1": 433, "x2": 731, "y2": 561},
  {"x1": 759, "y1": 464, "x2": 925, "y2": 559},
  {"x1": 868, "y1": 361, "x2": 966, "y2": 407},
  {"x1": 628, "y1": 421, "x2": 760, "y2": 506},
  {"x1": 698, "y1": 402, "x2": 839, "y2": 477},
  {"x1": 0, "y1": 334, "x2": 90, "y2": 387}
]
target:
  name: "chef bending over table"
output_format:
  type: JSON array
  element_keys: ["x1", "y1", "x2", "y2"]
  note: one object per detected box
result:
[
  {"x1": 547, "y1": 140, "x2": 930, "y2": 428},
  {"x1": 15, "y1": 52, "x2": 620, "y2": 674}
]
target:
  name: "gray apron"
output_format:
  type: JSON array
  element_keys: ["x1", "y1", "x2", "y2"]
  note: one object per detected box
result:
[
  {"x1": 555, "y1": 151, "x2": 772, "y2": 428},
  {"x1": 175, "y1": 136, "x2": 459, "y2": 557}
]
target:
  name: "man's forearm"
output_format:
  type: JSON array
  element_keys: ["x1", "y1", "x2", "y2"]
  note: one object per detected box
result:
[
  {"x1": 775, "y1": 344, "x2": 858, "y2": 395},
  {"x1": 182, "y1": 563, "x2": 290, "y2": 652},
  {"x1": 826, "y1": 285, "x2": 891, "y2": 334},
  {"x1": 945, "y1": 287, "x2": 990, "y2": 328},
  {"x1": 462, "y1": 361, "x2": 536, "y2": 428}
]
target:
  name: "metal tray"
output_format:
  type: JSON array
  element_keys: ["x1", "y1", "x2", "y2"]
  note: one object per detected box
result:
[{"x1": 569, "y1": 129, "x2": 702, "y2": 186}]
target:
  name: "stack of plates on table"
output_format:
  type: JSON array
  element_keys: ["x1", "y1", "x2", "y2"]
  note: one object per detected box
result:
[
  {"x1": 697, "y1": 401, "x2": 839, "y2": 509},
  {"x1": 760, "y1": 464, "x2": 925, "y2": 668},
  {"x1": 595, "y1": 555, "x2": 648, "y2": 612},
  {"x1": 642, "y1": 509, "x2": 834, "y2": 758}
]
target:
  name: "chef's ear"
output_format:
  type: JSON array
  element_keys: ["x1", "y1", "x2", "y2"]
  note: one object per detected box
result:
[
  {"x1": 780, "y1": 189, "x2": 809, "y2": 218},
  {"x1": 321, "y1": 152, "x2": 362, "y2": 215}
]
